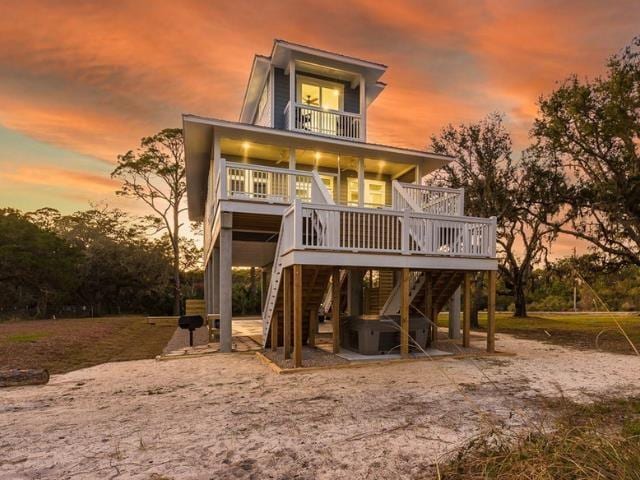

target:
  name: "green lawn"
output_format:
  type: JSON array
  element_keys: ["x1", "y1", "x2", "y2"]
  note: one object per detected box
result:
[
  {"x1": 439, "y1": 311, "x2": 640, "y2": 355},
  {"x1": 0, "y1": 316, "x2": 177, "y2": 374}
]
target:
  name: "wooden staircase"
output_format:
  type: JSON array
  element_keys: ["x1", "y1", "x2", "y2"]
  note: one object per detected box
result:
[
  {"x1": 411, "y1": 270, "x2": 465, "y2": 317},
  {"x1": 380, "y1": 270, "x2": 464, "y2": 320},
  {"x1": 264, "y1": 265, "x2": 333, "y2": 348}
]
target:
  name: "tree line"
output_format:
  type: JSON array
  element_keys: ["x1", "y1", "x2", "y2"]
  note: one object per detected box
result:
[{"x1": 0, "y1": 206, "x2": 202, "y2": 318}]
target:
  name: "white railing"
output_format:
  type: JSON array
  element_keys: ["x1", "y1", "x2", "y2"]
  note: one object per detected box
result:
[
  {"x1": 285, "y1": 202, "x2": 496, "y2": 258},
  {"x1": 285, "y1": 101, "x2": 362, "y2": 140},
  {"x1": 218, "y1": 160, "x2": 335, "y2": 205},
  {"x1": 394, "y1": 181, "x2": 465, "y2": 216},
  {"x1": 260, "y1": 207, "x2": 294, "y2": 345}
]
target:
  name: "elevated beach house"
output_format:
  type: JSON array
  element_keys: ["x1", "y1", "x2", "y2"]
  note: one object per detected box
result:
[{"x1": 184, "y1": 40, "x2": 498, "y2": 366}]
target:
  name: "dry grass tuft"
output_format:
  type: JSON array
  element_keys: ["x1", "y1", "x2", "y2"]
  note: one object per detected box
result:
[{"x1": 438, "y1": 397, "x2": 640, "y2": 479}]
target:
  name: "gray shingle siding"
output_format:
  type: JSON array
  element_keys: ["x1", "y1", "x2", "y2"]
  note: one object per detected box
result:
[
  {"x1": 271, "y1": 68, "x2": 361, "y2": 131},
  {"x1": 273, "y1": 68, "x2": 289, "y2": 130}
]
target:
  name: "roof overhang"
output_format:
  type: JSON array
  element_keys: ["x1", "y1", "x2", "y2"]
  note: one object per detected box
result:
[{"x1": 184, "y1": 115, "x2": 453, "y2": 221}]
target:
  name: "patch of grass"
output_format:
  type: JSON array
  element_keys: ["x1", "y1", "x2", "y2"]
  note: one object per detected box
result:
[
  {"x1": 438, "y1": 312, "x2": 640, "y2": 355},
  {"x1": 7, "y1": 332, "x2": 48, "y2": 343},
  {"x1": 0, "y1": 316, "x2": 176, "y2": 374},
  {"x1": 439, "y1": 397, "x2": 640, "y2": 479}
]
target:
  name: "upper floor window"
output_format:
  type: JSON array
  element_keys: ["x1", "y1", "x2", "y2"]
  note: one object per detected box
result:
[{"x1": 297, "y1": 75, "x2": 343, "y2": 111}]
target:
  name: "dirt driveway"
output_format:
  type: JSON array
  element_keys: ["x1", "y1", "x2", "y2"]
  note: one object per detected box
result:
[{"x1": 1, "y1": 333, "x2": 639, "y2": 480}]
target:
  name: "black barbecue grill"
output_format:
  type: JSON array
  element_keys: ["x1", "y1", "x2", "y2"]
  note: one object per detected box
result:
[{"x1": 178, "y1": 315, "x2": 204, "y2": 347}]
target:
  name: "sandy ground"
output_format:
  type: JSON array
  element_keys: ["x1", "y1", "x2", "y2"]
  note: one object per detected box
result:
[{"x1": 1, "y1": 333, "x2": 639, "y2": 480}]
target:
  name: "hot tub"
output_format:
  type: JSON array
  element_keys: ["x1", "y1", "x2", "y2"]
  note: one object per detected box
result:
[{"x1": 340, "y1": 314, "x2": 430, "y2": 355}]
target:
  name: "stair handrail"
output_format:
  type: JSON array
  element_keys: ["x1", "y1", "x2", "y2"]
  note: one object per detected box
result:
[
  {"x1": 395, "y1": 182, "x2": 464, "y2": 216},
  {"x1": 380, "y1": 270, "x2": 424, "y2": 315},
  {"x1": 321, "y1": 269, "x2": 347, "y2": 315},
  {"x1": 311, "y1": 170, "x2": 335, "y2": 205},
  {"x1": 261, "y1": 205, "x2": 296, "y2": 344},
  {"x1": 392, "y1": 180, "x2": 422, "y2": 212}
]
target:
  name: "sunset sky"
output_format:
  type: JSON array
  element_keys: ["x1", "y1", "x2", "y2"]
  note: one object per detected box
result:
[{"x1": 1, "y1": 1, "x2": 639, "y2": 256}]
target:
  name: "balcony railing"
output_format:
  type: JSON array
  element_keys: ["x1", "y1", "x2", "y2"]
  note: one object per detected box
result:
[
  {"x1": 217, "y1": 160, "x2": 334, "y2": 203},
  {"x1": 284, "y1": 101, "x2": 362, "y2": 140},
  {"x1": 393, "y1": 181, "x2": 465, "y2": 216},
  {"x1": 281, "y1": 201, "x2": 496, "y2": 258}
]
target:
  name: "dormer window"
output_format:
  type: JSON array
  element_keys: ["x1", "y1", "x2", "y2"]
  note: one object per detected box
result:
[{"x1": 297, "y1": 76, "x2": 344, "y2": 111}]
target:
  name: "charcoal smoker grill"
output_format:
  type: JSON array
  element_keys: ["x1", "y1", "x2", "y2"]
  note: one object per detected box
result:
[{"x1": 178, "y1": 315, "x2": 204, "y2": 347}]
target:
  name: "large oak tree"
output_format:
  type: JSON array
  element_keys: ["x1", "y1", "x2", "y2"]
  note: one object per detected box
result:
[
  {"x1": 430, "y1": 113, "x2": 562, "y2": 317},
  {"x1": 531, "y1": 36, "x2": 640, "y2": 265}
]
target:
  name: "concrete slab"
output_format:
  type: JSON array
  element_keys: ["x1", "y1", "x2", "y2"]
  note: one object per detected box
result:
[{"x1": 333, "y1": 347, "x2": 453, "y2": 362}]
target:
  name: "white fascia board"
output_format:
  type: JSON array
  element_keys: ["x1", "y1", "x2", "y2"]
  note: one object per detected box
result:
[
  {"x1": 272, "y1": 39, "x2": 387, "y2": 74},
  {"x1": 217, "y1": 199, "x2": 289, "y2": 216},
  {"x1": 280, "y1": 250, "x2": 499, "y2": 271},
  {"x1": 239, "y1": 56, "x2": 271, "y2": 123}
]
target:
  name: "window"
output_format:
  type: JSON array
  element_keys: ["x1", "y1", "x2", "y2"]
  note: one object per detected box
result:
[
  {"x1": 347, "y1": 178, "x2": 387, "y2": 207},
  {"x1": 297, "y1": 76, "x2": 344, "y2": 111},
  {"x1": 365, "y1": 180, "x2": 386, "y2": 207},
  {"x1": 347, "y1": 178, "x2": 359, "y2": 206},
  {"x1": 319, "y1": 174, "x2": 335, "y2": 198}
]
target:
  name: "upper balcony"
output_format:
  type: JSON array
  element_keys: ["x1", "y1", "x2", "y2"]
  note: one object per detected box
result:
[
  {"x1": 284, "y1": 100, "x2": 362, "y2": 141},
  {"x1": 241, "y1": 40, "x2": 388, "y2": 142}
]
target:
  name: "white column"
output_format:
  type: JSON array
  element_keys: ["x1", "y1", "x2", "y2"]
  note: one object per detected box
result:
[
  {"x1": 359, "y1": 74, "x2": 366, "y2": 141},
  {"x1": 219, "y1": 213, "x2": 233, "y2": 352},
  {"x1": 288, "y1": 59, "x2": 296, "y2": 131},
  {"x1": 357, "y1": 157, "x2": 365, "y2": 208},
  {"x1": 212, "y1": 247, "x2": 220, "y2": 314},
  {"x1": 288, "y1": 147, "x2": 296, "y2": 201},
  {"x1": 448, "y1": 286, "x2": 461, "y2": 339},
  {"x1": 204, "y1": 262, "x2": 210, "y2": 314}
]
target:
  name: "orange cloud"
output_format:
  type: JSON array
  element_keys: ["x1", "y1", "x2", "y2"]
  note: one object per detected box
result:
[
  {"x1": 0, "y1": 164, "x2": 118, "y2": 192},
  {"x1": 1, "y1": 0, "x2": 639, "y2": 246}
]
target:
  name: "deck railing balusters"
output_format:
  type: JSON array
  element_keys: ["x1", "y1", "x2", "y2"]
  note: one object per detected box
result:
[{"x1": 293, "y1": 203, "x2": 495, "y2": 257}]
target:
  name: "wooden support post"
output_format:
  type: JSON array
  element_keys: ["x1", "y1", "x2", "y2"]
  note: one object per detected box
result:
[
  {"x1": 293, "y1": 264, "x2": 303, "y2": 368},
  {"x1": 487, "y1": 270, "x2": 497, "y2": 353},
  {"x1": 425, "y1": 273, "x2": 434, "y2": 346},
  {"x1": 332, "y1": 267, "x2": 341, "y2": 353},
  {"x1": 283, "y1": 267, "x2": 292, "y2": 359},
  {"x1": 270, "y1": 312, "x2": 279, "y2": 352},
  {"x1": 308, "y1": 310, "x2": 317, "y2": 347},
  {"x1": 463, "y1": 272, "x2": 472, "y2": 348},
  {"x1": 400, "y1": 268, "x2": 410, "y2": 358},
  {"x1": 448, "y1": 287, "x2": 461, "y2": 339}
]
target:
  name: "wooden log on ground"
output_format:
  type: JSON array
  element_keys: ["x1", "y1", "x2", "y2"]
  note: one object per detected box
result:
[{"x1": 0, "y1": 369, "x2": 49, "y2": 387}]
